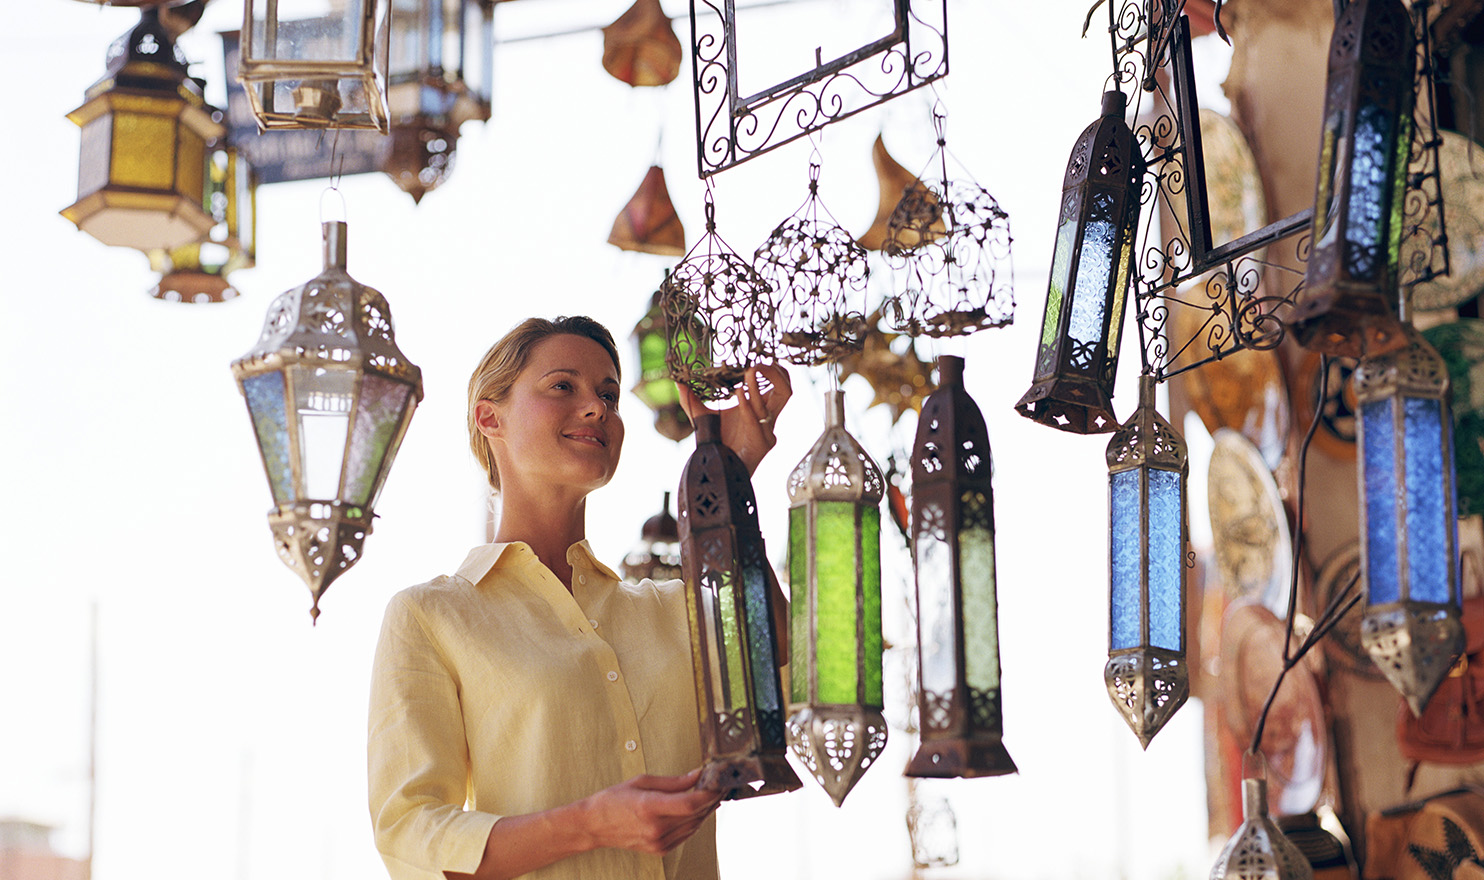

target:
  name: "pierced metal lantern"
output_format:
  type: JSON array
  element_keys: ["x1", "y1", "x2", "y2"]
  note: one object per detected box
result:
[
  {"x1": 1016, "y1": 90, "x2": 1144, "y2": 434},
  {"x1": 148, "y1": 145, "x2": 257, "y2": 304},
  {"x1": 1293, "y1": 0, "x2": 1415, "y2": 359},
  {"x1": 678, "y1": 414, "x2": 800, "y2": 799},
  {"x1": 621, "y1": 491, "x2": 683, "y2": 584},
  {"x1": 631, "y1": 280, "x2": 696, "y2": 442},
  {"x1": 907, "y1": 356, "x2": 1016, "y2": 779},
  {"x1": 1353, "y1": 324, "x2": 1464, "y2": 714},
  {"x1": 1105, "y1": 375, "x2": 1190, "y2": 748},
  {"x1": 786, "y1": 390, "x2": 888, "y2": 806},
  {"x1": 238, "y1": 0, "x2": 391, "y2": 131},
  {"x1": 61, "y1": 9, "x2": 223, "y2": 252},
  {"x1": 1210, "y1": 777, "x2": 1315, "y2": 880},
  {"x1": 230, "y1": 221, "x2": 423, "y2": 622}
]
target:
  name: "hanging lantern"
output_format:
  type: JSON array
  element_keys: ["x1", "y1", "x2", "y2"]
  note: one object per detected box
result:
[
  {"x1": 1292, "y1": 0, "x2": 1415, "y2": 359},
  {"x1": 678, "y1": 413, "x2": 800, "y2": 798},
  {"x1": 148, "y1": 145, "x2": 257, "y2": 303},
  {"x1": 621, "y1": 491, "x2": 683, "y2": 584},
  {"x1": 230, "y1": 221, "x2": 423, "y2": 622},
  {"x1": 382, "y1": 123, "x2": 457, "y2": 204},
  {"x1": 60, "y1": 8, "x2": 223, "y2": 252},
  {"x1": 1353, "y1": 324, "x2": 1464, "y2": 714},
  {"x1": 1016, "y1": 90, "x2": 1144, "y2": 434},
  {"x1": 786, "y1": 390, "x2": 887, "y2": 806},
  {"x1": 609, "y1": 166, "x2": 687, "y2": 257},
  {"x1": 1210, "y1": 777, "x2": 1315, "y2": 880},
  {"x1": 857, "y1": 135, "x2": 926, "y2": 252},
  {"x1": 1105, "y1": 375, "x2": 1190, "y2": 748},
  {"x1": 630, "y1": 280, "x2": 698, "y2": 441},
  {"x1": 238, "y1": 0, "x2": 391, "y2": 131},
  {"x1": 907, "y1": 355, "x2": 1016, "y2": 778},
  {"x1": 601, "y1": 0, "x2": 682, "y2": 88}
]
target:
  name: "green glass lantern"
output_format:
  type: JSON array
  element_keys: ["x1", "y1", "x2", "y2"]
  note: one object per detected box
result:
[
  {"x1": 678, "y1": 414, "x2": 800, "y2": 798},
  {"x1": 786, "y1": 390, "x2": 887, "y2": 806},
  {"x1": 631, "y1": 280, "x2": 695, "y2": 441},
  {"x1": 907, "y1": 356, "x2": 1016, "y2": 778},
  {"x1": 230, "y1": 221, "x2": 423, "y2": 622}
]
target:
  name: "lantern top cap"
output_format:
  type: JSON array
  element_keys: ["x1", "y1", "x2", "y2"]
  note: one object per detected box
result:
[
  {"x1": 826, "y1": 388, "x2": 846, "y2": 428},
  {"x1": 323, "y1": 221, "x2": 348, "y2": 271},
  {"x1": 640, "y1": 491, "x2": 680, "y2": 543},
  {"x1": 1240, "y1": 778, "x2": 1268, "y2": 817},
  {"x1": 107, "y1": 8, "x2": 190, "y2": 79},
  {"x1": 935, "y1": 355, "x2": 964, "y2": 385},
  {"x1": 695, "y1": 411, "x2": 722, "y2": 442},
  {"x1": 1100, "y1": 90, "x2": 1127, "y2": 118}
]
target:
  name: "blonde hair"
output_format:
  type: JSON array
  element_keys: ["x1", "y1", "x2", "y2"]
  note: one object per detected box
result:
[{"x1": 467, "y1": 316, "x2": 621, "y2": 492}]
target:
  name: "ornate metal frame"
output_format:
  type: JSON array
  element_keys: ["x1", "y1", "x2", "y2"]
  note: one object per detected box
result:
[{"x1": 688, "y1": 0, "x2": 948, "y2": 177}]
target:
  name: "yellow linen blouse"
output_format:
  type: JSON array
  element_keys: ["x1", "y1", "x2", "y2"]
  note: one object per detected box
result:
[{"x1": 368, "y1": 540, "x2": 718, "y2": 880}]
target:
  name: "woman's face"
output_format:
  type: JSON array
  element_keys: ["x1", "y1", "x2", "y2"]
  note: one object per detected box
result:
[{"x1": 483, "y1": 333, "x2": 625, "y2": 496}]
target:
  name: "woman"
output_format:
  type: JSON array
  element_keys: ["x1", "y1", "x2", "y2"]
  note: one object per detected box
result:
[{"x1": 368, "y1": 316, "x2": 791, "y2": 880}]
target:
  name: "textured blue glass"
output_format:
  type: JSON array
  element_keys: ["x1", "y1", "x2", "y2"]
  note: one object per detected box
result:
[
  {"x1": 1110, "y1": 470, "x2": 1142, "y2": 650},
  {"x1": 1345, "y1": 103, "x2": 1390, "y2": 274},
  {"x1": 1404, "y1": 398, "x2": 1450, "y2": 603},
  {"x1": 243, "y1": 372, "x2": 294, "y2": 504},
  {"x1": 1363, "y1": 399, "x2": 1401, "y2": 605},
  {"x1": 741, "y1": 550, "x2": 781, "y2": 713},
  {"x1": 1069, "y1": 193, "x2": 1115, "y2": 354},
  {"x1": 1147, "y1": 470, "x2": 1182, "y2": 651}
]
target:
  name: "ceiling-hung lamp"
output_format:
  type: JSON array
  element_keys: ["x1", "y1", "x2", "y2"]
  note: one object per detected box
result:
[
  {"x1": 601, "y1": 0, "x2": 682, "y2": 88},
  {"x1": 238, "y1": 0, "x2": 390, "y2": 131},
  {"x1": 1015, "y1": 91, "x2": 1144, "y2": 434},
  {"x1": 230, "y1": 221, "x2": 423, "y2": 622},
  {"x1": 631, "y1": 278, "x2": 698, "y2": 441},
  {"x1": 907, "y1": 355, "x2": 1016, "y2": 779},
  {"x1": 621, "y1": 491, "x2": 683, "y2": 584},
  {"x1": 1292, "y1": 0, "x2": 1415, "y2": 359},
  {"x1": 678, "y1": 413, "x2": 800, "y2": 799},
  {"x1": 857, "y1": 135, "x2": 926, "y2": 252},
  {"x1": 1210, "y1": 776, "x2": 1315, "y2": 880},
  {"x1": 1105, "y1": 375, "x2": 1190, "y2": 748},
  {"x1": 148, "y1": 145, "x2": 257, "y2": 304},
  {"x1": 1353, "y1": 323, "x2": 1464, "y2": 714},
  {"x1": 609, "y1": 166, "x2": 687, "y2": 257},
  {"x1": 60, "y1": 8, "x2": 223, "y2": 253},
  {"x1": 786, "y1": 389, "x2": 888, "y2": 806}
]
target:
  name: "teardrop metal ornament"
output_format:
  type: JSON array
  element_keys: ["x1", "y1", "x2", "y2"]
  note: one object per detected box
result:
[{"x1": 1209, "y1": 778, "x2": 1315, "y2": 880}]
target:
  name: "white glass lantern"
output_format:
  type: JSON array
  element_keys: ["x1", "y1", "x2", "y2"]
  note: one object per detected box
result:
[{"x1": 238, "y1": 0, "x2": 391, "y2": 131}]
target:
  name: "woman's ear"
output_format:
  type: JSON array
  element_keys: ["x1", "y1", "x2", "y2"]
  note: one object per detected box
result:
[{"x1": 474, "y1": 399, "x2": 502, "y2": 440}]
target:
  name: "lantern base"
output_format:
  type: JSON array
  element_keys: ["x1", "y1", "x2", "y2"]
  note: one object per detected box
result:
[
  {"x1": 1104, "y1": 648, "x2": 1189, "y2": 749},
  {"x1": 1361, "y1": 602, "x2": 1465, "y2": 716},
  {"x1": 268, "y1": 502, "x2": 373, "y2": 623},
  {"x1": 698, "y1": 752, "x2": 802, "y2": 800},
  {"x1": 905, "y1": 736, "x2": 1017, "y2": 779},
  {"x1": 786, "y1": 705, "x2": 888, "y2": 807},
  {"x1": 1289, "y1": 286, "x2": 1409, "y2": 359},
  {"x1": 1015, "y1": 375, "x2": 1118, "y2": 434},
  {"x1": 61, "y1": 189, "x2": 216, "y2": 253}
]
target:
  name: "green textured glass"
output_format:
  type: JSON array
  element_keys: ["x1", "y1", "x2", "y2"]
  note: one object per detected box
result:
[
  {"x1": 960, "y1": 493, "x2": 1000, "y2": 692},
  {"x1": 862, "y1": 506, "x2": 883, "y2": 707},
  {"x1": 1039, "y1": 217, "x2": 1079, "y2": 366},
  {"x1": 1387, "y1": 113, "x2": 1412, "y2": 272},
  {"x1": 718, "y1": 569, "x2": 749, "y2": 711},
  {"x1": 789, "y1": 506, "x2": 810, "y2": 702},
  {"x1": 1106, "y1": 199, "x2": 1135, "y2": 379},
  {"x1": 638, "y1": 331, "x2": 679, "y2": 408},
  {"x1": 816, "y1": 501, "x2": 861, "y2": 705}
]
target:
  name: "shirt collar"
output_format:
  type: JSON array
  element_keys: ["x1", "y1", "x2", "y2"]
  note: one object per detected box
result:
[{"x1": 454, "y1": 539, "x2": 623, "y2": 588}]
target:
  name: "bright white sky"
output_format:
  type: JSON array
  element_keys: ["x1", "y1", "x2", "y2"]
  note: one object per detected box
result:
[{"x1": 0, "y1": 2, "x2": 1231, "y2": 879}]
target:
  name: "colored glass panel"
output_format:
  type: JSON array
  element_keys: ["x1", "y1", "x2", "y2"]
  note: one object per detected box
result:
[
  {"x1": 1404, "y1": 397, "x2": 1450, "y2": 603},
  {"x1": 1110, "y1": 469, "x2": 1142, "y2": 650},
  {"x1": 862, "y1": 506, "x2": 884, "y2": 707},
  {"x1": 914, "y1": 508, "x2": 956, "y2": 699},
  {"x1": 111, "y1": 112, "x2": 176, "y2": 189},
  {"x1": 243, "y1": 372, "x2": 294, "y2": 504},
  {"x1": 815, "y1": 502, "x2": 862, "y2": 705},
  {"x1": 699, "y1": 573, "x2": 726, "y2": 713},
  {"x1": 1068, "y1": 192, "x2": 1115, "y2": 363},
  {"x1": 1313, "y1": 115, "x2": 1342, "y2": 251},
  {"x1": 77, "y1": 117, "x2": 113, "y2": 197},
  {"x1": 741, "y1": 550, "x2": 780, "y2": 714},
  {"x1": 1388, "y1": 113, "x2": 1412, "y2": 271},
  {"x1": 1040, "y1": 216, "x2": 1080, "y2": 367},
  {"x1": 292, "y1": 365, "x2": 355, "y2": 500},
  {"x1": 717, "y1": 569, "x2": 748, "y2": 711},
  {"x1": 175, "y1": 126, "x2": 206, "y2": 204},
  {"x1": 344, "y1": 373, "x2": 412, "y2": 507},
  {"x1": 1363, "y1": 398, "x2": 1401, "y2": 605},
  {"x1": 1147, "y1": 469, "x2": 1182, "y2": 651},
  {"x1": 1345, "y1": 103, "x2": 1390, "y2": 277},
  {"x1": 637, "y1": 330, "x2": 679, "y2": 408},
  {"x1": 789, "y1": 506, "x2": 809, "y2": 702},
  {"x1": 1106, "y1": 196, "x2": 1137, "y2": 379},
  {"x1": 960, "y1": 492, "x2": 1000, "y2": 692}
]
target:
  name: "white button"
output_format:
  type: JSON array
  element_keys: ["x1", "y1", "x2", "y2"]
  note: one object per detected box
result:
[
  {"x1": 579, "y1": 575, "x2": 587, "y2": 584},
  {"x1": 625, "y1": 740, "x2": 637, "y2": 751},
  {"x1": 607, "y1": 670, "x2": 619, "y2": 682},
  {"x1": 589, "y1": 618, "x2": 599, "y2": 628}
]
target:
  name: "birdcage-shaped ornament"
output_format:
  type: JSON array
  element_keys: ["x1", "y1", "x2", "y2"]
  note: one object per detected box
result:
[
  {"x1": 881, "y1": 111, "x2": 1014, "y2": 338},
  {"x1": 754, "y1": 160, "x2": 870, "y2": 366},
  {"x1": 661, "y1": 190, "x2": 778, "y2": 400}
]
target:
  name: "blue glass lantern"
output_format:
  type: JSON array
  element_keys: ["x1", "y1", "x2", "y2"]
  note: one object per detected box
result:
[
  {"x1": 1105, "y1": 375, "x2": 1189, "y2": 747},
  {"x1": 1353, "y1": 325, "x2": 1464, "y2": 714}
]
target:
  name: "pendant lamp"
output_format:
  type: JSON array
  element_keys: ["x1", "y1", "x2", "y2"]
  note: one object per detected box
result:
[{"x1": 1210, "y1": 777, "x2": 1315, "y2": 880}]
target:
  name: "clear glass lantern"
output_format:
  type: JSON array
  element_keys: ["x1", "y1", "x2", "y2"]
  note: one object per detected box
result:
[
  {"x1": 148, "y1": 145, "x2": 257, "y2": 304},
  {"x1": 238, "y1": 0, "x2": 391, "y2": 131},
  {"x1": 230, "y1": 221, "x2": 423, "y2": 622},
  {"x1": 786, "y1": 390, "x2": 888, "y2": 806},
  {"x1": 907, "y1": 356, "x2": 1016, "y2": 779},
  {"x1": 1016, "y1": 90, "x2": 1144, "y2": 434},
  {"x1": 1105, "y1": 375, "x2": 1190, "y2": 748},
  {"x1": 1353, "y1": 323, "x2": 1464, "y2": 714},
  {"x1": 678, "y1": 414, "x2": 800, "y2": 798},
  {"x1": 620, "y1": 491, "x2": 683, "y2": 584}
]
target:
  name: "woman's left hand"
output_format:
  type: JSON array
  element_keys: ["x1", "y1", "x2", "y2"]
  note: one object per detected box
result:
[{"x1": 678, "y1": 363, "x2": 792, "y2": 475}]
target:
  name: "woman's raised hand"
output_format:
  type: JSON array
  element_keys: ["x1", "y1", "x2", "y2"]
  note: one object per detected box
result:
[
  {"x1": 580, "y1": 769, "x2": 722, "y2": 855},
  {"x1": 678, "y1": 363, "x2": 793, "y2": 475}
]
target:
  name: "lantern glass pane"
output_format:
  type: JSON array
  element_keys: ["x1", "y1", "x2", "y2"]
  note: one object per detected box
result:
[
  {"x1": 1314, "y1": 114, "x2": 1342, "y2": 248},
  {"x1": 1345, "y1": 103, "x2": 1391, "y2": 279},
  {"x1": 1068, "y1": 192, "x2": 1115, "y2": 369},
  {"x1": 1388, "y1": 112, "x2": 1412, "y2": 269},
  {"x1": 254, "y1": 5, "x2": 364, "y2": 62},
  {"x1": 1039, "y1": 215, "x2": 1079, "y2": 367},
  {"x1": 915, "y1": 511, "x2": 956, "y2": 698},
  {"x1": 175, "y1": 128, "x2": 206, "y2": 204},
  {"x1": 863, "y1": 506, "x2": 883, "y2": 706},
  {"x1": 815, "y1": 501, "x2": 862, "y2": 704},
  {"x1": 1148, "y1": 469, "x2": 1182, "y2": 651},
  {"x1": 112, "y1": 112, "x2": 176, "y2": 188},
  {"x1": 717, "y1": 569, "x2": 750, "y2": 711},
  {"x1": 699, "y1": 573, "x2": 727, "y2": 713},
  {"x1": 960, "y1": 493, "x2": 999, "y2": 691},
  {"x1": 789, "y1": 506, "x2": 809, "y2": 701},
  {"x1": 389, "y1": 0, "x2": 429, "y2": 79},
  {"x1": 1363, "y1": 397, "x2": 1401, "y2": 604},
  {"x1": 78, "y1": 117, "x2": 112, "y2": 196},
  {"x1": 741, "y1": 552, "x2": 781, "y2": 716},
  {"x1": 639, "y1": 331, "x2": 680, "y2": 408},
  {"x1": 1106, "y1": 200, "x2": 1136, "y2": 376},
  {"x1": 1110, "y1": 469, "x2": 1142, "y2": 650},
  {"x1": 292, "y1": 365, "x2": 355, "y2": 500},
  {"x1": 243, "y1": 372, "x2": 295, "y2": 505},
  {"x1": 1404, "y1": 397, "x2": 1450, "y2": 603},
  {"x1": 343, "y1": 373, "x2": 413, "y2": 507}
]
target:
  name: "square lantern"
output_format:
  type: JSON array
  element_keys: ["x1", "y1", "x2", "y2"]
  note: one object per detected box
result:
[
  {"x1": 1105, "y1": 375, "x2": 1190, "y2": 748},
  {"x1": 1353, "y1": 324, "x2": 1464, "y2": 714},
  {"x1": 1292, "y1": 0, "x2": 1415, "y2": 358},
  {"x1": 1016, "y1": 91, "x2": 1145, "y2": 434},
  {"x1": 678, "y1": 414, "x2": 800, "y2": 798},
  {"x1": 61, "y1": 9, "x2": 223, "y2": 253},
  {"x1": 786, "y1": 390, "x2": 888, "y2": 806},
  {"x1": 907, "y1": 356, "x2": 1016, "y2": 778},
  {"x1": 231, "y1": 221, "x2": 423, "y2": 622},
  {"x1": 238, "y1": 0, "x2": 391, "y2": 131}
]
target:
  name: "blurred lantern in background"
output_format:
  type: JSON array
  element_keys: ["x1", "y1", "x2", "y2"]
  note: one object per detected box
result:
[
  {"x1": 148, "y1": 145, "x2": 257, "y2": 303},
  {"x1": 678, "y1": 414, "x2": 800, "y2": 798},
  {"x1": 601, "y1": 0, "x2": 682, "y2": 88},
  {"x1": 1016, "y1": 90, "x2": 1143, "y2": 434},
  {"x1": 1292, "y1": 0, "x2": 1415, "y2": 358},
  {"x1": 238, "y1": 0, "x2": 390, "y2": 130},
  {"x1": 230, "y1": 221, "x2": 423, "y2": 622},
  {"x1": 621, "y1": 491, "x2": 683, "y2": 584},
  {"x1": 631, "y1": 279, "x2": 696, "y2": 441},
  {"x1": 786, "y1": 390, "x2": 888, "y2": 806},
  {"x1": 1210, "y1": 775, "x2": 1315, "y2": 880},
  {"x1": 1353, "y1": 323, "x2": 1464, "y2": 714},
  {"x1": 907, "y1": 356, "x2": 1016, "y2": 779},
  {"x1": 609, "y1": 165, "x2": 686, "y2": 257},
  {"x1": 61, "y1": 8, "x2": 224, "y2": 252},
  {"x1": 1105, "y1": 375, "x2": 1190, "y2": 748}
]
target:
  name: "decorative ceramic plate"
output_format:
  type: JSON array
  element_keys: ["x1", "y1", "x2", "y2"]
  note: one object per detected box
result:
[
  {"x1": 1406, "y1": 130, "x2": 1484, "y2": 312},
  {"x1": 1289, "y1": 350, "x2": 1359, "y2": 462},
  {"x1": 1208, "y1": 428, "x2": 1293, "y2": 614}
]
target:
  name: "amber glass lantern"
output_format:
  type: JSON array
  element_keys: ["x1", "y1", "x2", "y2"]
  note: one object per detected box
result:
[
  {"x1": 621, "y1": 491, "x2": 683, "y2": 584},
  {"x1": 149, "y1": 146, "x2": 257, "y2": 303},
  {"x1": 1105, "y1": 376, "x2": 1190, "y2": 748},
  {"x1": 61, "y1": 9, "x2": 222, "y2": 253},
  {"x1": 678, "y1": 414, "x2": 800, "y2": 798},
  {"x1": 231, "y1": 221, "x2": 423, "y2": 622},
  {"x1": 907, "y1": 356, "x2": 1016, "y2": 778},
  {"x1": 1293, "y1": 0, "x2": 1414, "y2": 358},
  {"x1": 1354, "y1": 324, "x2": 1464, "y2": 713},
  {"x1": 786, "y1": 390, "x2": 888, "y2": 806},
  {"x1": 238, "y1": 0, "x2": 390, "y2": 130},
  {"x1": 1016, "y1": 91, "x2": 1144, "y2": 434}
]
